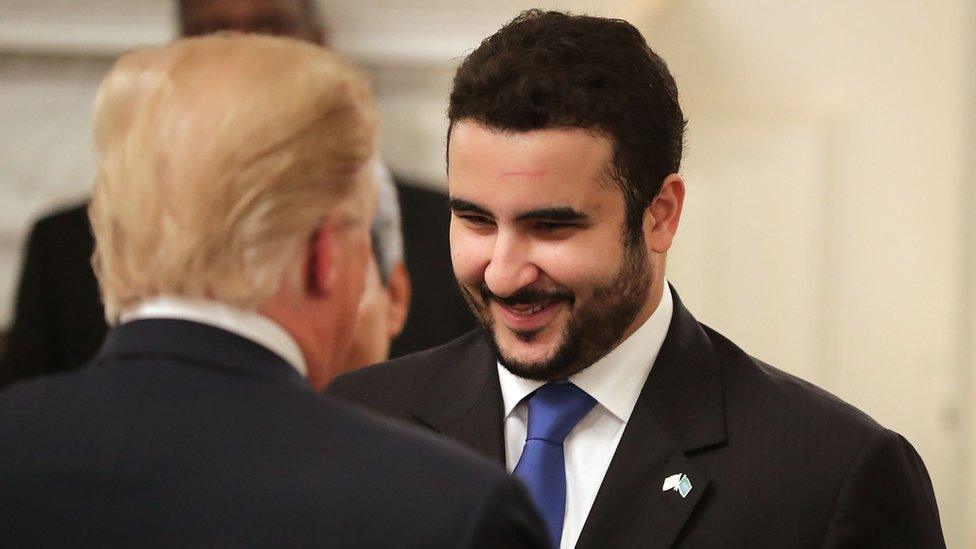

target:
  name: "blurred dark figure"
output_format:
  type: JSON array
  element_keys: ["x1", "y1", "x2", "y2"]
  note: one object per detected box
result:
[
  {"x1": 0, "y1": 0, "x2": 472, "y2": 390},
  {"x1": 178, "y1": 0, "x2": 325, "y2": 41}
]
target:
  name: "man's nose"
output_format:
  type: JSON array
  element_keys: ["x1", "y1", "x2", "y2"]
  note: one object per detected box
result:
[{"x1": 483, "y1": 231, "x2": 539, "y2": 298}]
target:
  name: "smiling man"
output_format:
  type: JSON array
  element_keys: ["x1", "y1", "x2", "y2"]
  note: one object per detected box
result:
[
  {"x1": 328, "y1": 10, "x2": 945, "y2": 549},
  {"x1": 446, "y1": 125, "x2": 672, "y2": 383}
]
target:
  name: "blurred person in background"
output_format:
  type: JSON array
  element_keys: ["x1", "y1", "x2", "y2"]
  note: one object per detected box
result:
[
  {"x1": 0, "y1": 0, "x2": 471, "y2": 391},
  {"x1": 329, "y1": 10, "x2": 945, "y2": 548},
  {"x1": 340, "y1": 163, "x2": 411, "y2": 372},
  {"x1": 0, "y1": 34, "x2": 547, "y2": 548}
]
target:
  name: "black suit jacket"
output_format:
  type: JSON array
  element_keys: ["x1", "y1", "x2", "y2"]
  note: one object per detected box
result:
[
  {"x1": 328, "y1": 288, "x2": 945, "y2": 548},
  {"x1": 0, "y1": 203, "x2": 104, "y2": 388},
  {"x1": 0, "y1": 319, "x2": 547, "y2": 548},
  {"x1": 0, "y1": 181, "x2": 472, "y2": 389}
]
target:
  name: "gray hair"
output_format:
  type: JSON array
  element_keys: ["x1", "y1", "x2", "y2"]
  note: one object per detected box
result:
[{"x1": 371, "y1": 161, "x2": 404, "y2": 284}]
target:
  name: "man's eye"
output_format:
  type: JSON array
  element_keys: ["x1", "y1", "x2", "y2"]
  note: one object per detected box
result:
[
  {"x1": 459, "y1": 214, "x2": 494, "y2": 226},
  {"x1": 535, "y1": 221, "x2": 573, "y2": 232}
]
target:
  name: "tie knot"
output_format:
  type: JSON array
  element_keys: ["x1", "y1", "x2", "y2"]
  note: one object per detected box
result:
[{"x1": 524, "y1": 383, "x2": 597, "y2": 443}]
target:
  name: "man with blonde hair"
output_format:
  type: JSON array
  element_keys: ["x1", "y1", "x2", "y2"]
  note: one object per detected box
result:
[{"x1": 0, "y1": 34, "x2": 547, "y2": 548}]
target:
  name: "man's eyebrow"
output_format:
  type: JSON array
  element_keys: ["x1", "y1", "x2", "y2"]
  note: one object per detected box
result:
[
  {"x1": 515, "y1": 206, "x2": 589, "y2": 223},
  {"x1": 449, "y1": 198, "x2": 491, "y2": 216},
  {"x1": 449, "y1": 199, "x2": 589, "y2": 223}
]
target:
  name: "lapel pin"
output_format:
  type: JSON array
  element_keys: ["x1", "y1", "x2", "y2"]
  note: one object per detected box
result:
[{"x1": 662, "y1": 473, "x2": 692, "y2": 498}]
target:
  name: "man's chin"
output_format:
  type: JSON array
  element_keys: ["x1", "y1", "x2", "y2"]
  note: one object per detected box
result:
[
  {"x1": 494, "y1": 323, "x2": 558, "y2": 359},
  {"x1": 498, "y1": 347, "x2": 552, "y2": 373},
  {"x1": 492, "y1": 328, "x2": 584, "y2": 382},
  {"x1": 498, "y1": 356, "x2": 561, "y2": 381}
]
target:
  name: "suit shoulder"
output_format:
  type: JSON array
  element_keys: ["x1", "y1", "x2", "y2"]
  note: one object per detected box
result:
[
  {"x1": 328, "y1": 330, "x2": 483, "y2": 414},
  {"x1": 291, "y1": 391, "x2": 525, "y2": 501},
  {"x1": 0, "y1": 366, "x2": 88, "y2": 414},
  {"x1": 705, "y1": 324, "x2": 884, "y2": 439},
  {"x1": 264, "y1": 392, "x2": 550, "y2": 547},
  {"x1": 313, "y1": 395, "x2": 486, "y2": 470}
]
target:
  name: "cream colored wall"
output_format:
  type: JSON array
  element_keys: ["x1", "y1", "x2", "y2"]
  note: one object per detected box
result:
[
  {"x1": 627, "y1": 1, "x2": 974, "y2": 546},
  {"x1": 962, "y1": 18, "x2": 976, "y2": 546}
]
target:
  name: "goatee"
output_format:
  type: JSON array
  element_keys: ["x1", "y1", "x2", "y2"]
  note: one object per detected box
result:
[{"x1": 458, "y1": 239, "x2": 651, "y2": 381}]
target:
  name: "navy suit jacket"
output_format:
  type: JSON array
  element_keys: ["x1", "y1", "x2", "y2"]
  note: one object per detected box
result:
[
  {"x1": 328, "y1": 287, "x2": 946, "y2": 548},
  {"x1": 0, "y1": 319, "x2": 547, "y2": 548}
]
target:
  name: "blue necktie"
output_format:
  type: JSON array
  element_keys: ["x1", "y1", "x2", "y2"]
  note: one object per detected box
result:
[{"x1": 514, "y1": 383, "x2": 597, "y2": 549}]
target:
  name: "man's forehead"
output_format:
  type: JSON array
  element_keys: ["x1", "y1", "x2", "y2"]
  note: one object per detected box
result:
[
  {"x1": 450, "y1": 122, "x2": 612, "y2": 169},
  {"x1": 448, "y1": 122, "x2": 618, "y2": 205}
]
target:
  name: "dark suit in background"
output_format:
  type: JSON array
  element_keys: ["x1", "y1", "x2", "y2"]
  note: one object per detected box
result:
[
  {"x1": 0, "y1": 203, "x2": 102, "y2": 387},
  {"x1": 328, "y1": 288, "x2": 945, "y2": 548},
  {"x1": 0, "y1": 179, "x2": 472, "y2": 390},
  {"x1": 391, "y1": 179, "x2": 474, "y2": 356},
  {"x1": 0, "y1": 318, "x2": 545, "y2": 548}
]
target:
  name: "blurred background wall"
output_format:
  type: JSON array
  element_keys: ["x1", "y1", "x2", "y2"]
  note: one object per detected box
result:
[{"x1": 0, "y1": 0, "x2": 973, "y2": 545}]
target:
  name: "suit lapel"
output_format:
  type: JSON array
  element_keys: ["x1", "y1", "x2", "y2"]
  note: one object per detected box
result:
[
  {"x1": 411, "y1": 333, "x2": 506, "y2": 464},
  {"x1": 406, "y1": 289, "x2": 726, "y2": 548},
  {"x1": 576, "y1": 404, "x2": 709, "y2": 548},
  {"x1": 576, "y1": 288, "x2": 726, "y2": 548}
]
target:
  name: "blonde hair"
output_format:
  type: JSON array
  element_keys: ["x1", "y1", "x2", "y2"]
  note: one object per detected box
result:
[{"x1": 90, "y1": 34, "x2": 376, "y2": 323}]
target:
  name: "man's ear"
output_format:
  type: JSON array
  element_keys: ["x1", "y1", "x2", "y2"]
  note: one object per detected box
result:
[
  {"x1": 643, "y1": 173, "x2": 685, "y2": 254},
  {"x1": 384, "y1": 262, "x2": 411, "y2": 339},
  {"x1": 307, "y1": 221, "x2": 338, "y2": 298}
]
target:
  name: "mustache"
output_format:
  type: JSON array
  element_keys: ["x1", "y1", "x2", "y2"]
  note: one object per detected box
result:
[{"x1": 478, "y1": 283, "x2": 574, "y2": 307}]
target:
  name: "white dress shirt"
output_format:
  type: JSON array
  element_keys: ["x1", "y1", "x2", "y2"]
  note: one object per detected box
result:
[
  {"x1": 120, "y1": 296, "x2": 307, "y2": 378},
  {"x1": 498, "y1": 283, "x2": 673, "y2": 549}
]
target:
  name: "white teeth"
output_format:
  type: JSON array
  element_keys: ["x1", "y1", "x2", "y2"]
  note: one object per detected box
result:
[{"x1": 508, "y1": 303, "x2": 545, "y2": 315}]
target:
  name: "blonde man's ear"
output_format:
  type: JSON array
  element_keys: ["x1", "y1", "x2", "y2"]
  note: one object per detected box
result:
[
  {"x1": 307, "y1": 222, "x2": 338, "y2": 299},
  {"x1": 385, "y1": 262, "x2": 411, "y2": 339}
]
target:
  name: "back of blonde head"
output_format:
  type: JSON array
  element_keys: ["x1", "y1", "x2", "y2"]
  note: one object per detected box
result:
[{"x1": 90, "y1": 34, "x2": 376, "y2": 322}]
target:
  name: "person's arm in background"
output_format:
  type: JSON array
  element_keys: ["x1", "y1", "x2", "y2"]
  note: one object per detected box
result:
[{"x1": 0, "y1": 216, "x2": 59, "y2": 390}]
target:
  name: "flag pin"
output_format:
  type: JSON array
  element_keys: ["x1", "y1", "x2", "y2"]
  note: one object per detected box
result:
[{"x1": 662, "y1": 473, "x2": 692, "y2": 498}]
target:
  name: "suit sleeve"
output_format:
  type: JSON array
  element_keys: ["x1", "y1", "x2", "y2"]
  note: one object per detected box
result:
[
  {"x1": 460, "y1": 476, "x2": 551, "y2": 549},
  {"x1": 0, "y1": 220, "x2": 59, "y2": 389},
  {"x1": 820, "y1": 428, "x2": 946, "y2": 548}
]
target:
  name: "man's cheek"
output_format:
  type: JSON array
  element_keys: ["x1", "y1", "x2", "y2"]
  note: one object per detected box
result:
[{"x1": 451, "y1": 243, "x2": 488, "y2": 286}]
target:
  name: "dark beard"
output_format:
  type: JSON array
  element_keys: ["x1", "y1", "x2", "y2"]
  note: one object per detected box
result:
[{"x1": 458, "y1": 239, "x2": 652, "y2": 382}]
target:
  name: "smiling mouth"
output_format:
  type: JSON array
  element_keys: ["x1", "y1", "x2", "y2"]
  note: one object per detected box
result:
[
  {"x1": 474, "y1": 283, "x2": 574, "y2": 335},
  {"x1": 492, "y1": 298, "x2": 567, "y2": 335},
  {"x1": 502, "y1": 301, "x2": 552, "y2": 316}
]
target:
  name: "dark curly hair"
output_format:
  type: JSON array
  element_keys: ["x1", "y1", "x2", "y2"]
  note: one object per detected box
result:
[{"x1": 448, "y1": 10, "x2": 686, "y2": 240}]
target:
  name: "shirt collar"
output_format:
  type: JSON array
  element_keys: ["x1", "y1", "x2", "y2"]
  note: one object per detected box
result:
[
  {"x1": 497, "y1": 281, "x2": 673, "y2": 423},
  {"x1": 119, "y1": 296, "x2": 307, "y2": 378}
]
